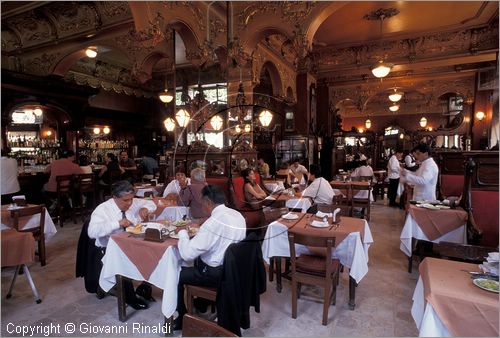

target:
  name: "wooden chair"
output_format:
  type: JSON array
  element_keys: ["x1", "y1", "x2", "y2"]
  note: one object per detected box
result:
[
  {"x1": 435, "y1": 241, "x2": 498, "y2": 264},
  {"x1": 182, "y1": 314, "x2": 237, "y2": 337},
  {"x1": 330, "y1": 182, "x2": 351, "y2": 214},
  {"x1": 351, "y1": 182, "x2": 372, "y2": 221},
  {"x1": 288, "y1": 232, "x2": 340, "y2": 326},
  {"x1": 186, "y1": 285, "x2": 217, "y2": 315},
  {"x1": 372, "y1": 171, "x2": 388, "y2": 201},
  {"x1": 73, "y1": 174, "x2": 96, "y2": 221},
  {"x1": 56, "y1": 175, "x2": 77, "y2": 227},
  {"x1": 11, "y1": 205, "x2": 47, "y2": 266}
]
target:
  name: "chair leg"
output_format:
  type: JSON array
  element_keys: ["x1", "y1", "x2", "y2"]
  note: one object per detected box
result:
[
  {"x1": 297, "y1": 282, "x2": 302, "y2": 299},
  {"x1": 22, "y1": 265, "x2": 42, "y2": 304},
  {"x1": 291, "y1": 278, "x2": 297, "y2": 319},
  {"x1": 269, "y1": 257, "x2": 275, "y2": 282},
  {"x1": 322, "y1": 280, "x2": 331, "y2": 325},
  {"x1": 186, "y1": 287, "x2": 193, "y2": 314},
  {"x1": 276, "y1": 258, "x2": 282, "y2": 293},
  {"x1": 6, "y1": 265, "x2": 21, "y2": 299},
  {"x1": 38, "y1": 238, "x2": 46, "y2": 266}
]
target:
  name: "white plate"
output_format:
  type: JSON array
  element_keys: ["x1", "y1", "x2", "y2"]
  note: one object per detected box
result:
[
  {"x1": 420, "y1": 204, "x2": 440, "y2": 210},
  {"x1": 472, "y1": 278, "x2": 499, "y2": 293},
  {"x1": 310, "y1": 220, "x2": 329, "y2": 228},
  {"x1": 282, "y1": 213, "x2": 299, "y2": 220}
]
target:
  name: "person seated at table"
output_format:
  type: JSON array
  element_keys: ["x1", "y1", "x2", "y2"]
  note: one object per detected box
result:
[
  {"x1": 119, "y1": 151, "x2": 137, "y2": 183},
  {"x1": 173, "y1": 185, "x2": 246, "y2": 330},
  {"x1": 301, "y1": 165, "x2": 339, "y2": 210},
  {"x1": 162, "y1": 167, "x2": 191, "y2": 198},
  {"x1": 98, "y1": 153, "x2": 124, "y2": 185},
  {"x1": 88, "y1": 180, "x2": 158, "y2": 309},
  {"x1": 177, "y1": 168, "x2": 209, "y2": 219},
  {"x1": 350, "y1": 159, "x2": 374, "y2": 181},
  {"x1": 400, "y1": 143, "x2": 439, "y2": 201},
  {"x1": 257, "y1": 158, "x2": 270, "y2": 179},
  {"x1": 241, "y1": 168, "x2": 267, "y2": 209},
  {"x1": 290, "y1": 158, "x2": 308, "y2": 184},
  {"x1": 276, "y1": 162, "x2": 293, "y2": 188},
  {"x1": 140, "y1": 151, "x2": 159, "y2": 181}
]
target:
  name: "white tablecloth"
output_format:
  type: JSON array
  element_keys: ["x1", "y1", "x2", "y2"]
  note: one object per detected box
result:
[
  {"x1": 285, "y1": 198, "x2": 312, "y2": 213},
  {"x1": 261, "y1": 220, "x2": 373, "y2": 284},
  {"x1": 400, "y1": 213, "x2": 467, "y2": 257},
  {"x1": 411, "y1": 277, "x2": 451, "y2": 337},
  {"x1": 264, "y1": 181, "x2": 285, "y2": 192},
  {"x1": 157, "y1": 206, "x2": 190, "y2": 222},
  {"x1": 135, "y1": 187, "x2": 160, "y2": 198},
  {"x1": 1, "y1": 207, "x2": 57, "y2": 241},
  {"x1": 99, "y1": 238, "x2": 183, "y2": 318}
]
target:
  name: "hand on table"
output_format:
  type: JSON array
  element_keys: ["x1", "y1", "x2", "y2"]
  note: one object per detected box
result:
[
  {"x1": 119, "y1": 218, "x2": 133, "y2": 228},
  {"x1": 138, "y1": 207, "x2": 149, "y2": 221}
]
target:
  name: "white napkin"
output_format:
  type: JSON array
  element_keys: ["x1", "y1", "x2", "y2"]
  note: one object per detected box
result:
[
  {"x1": 310, "y1": 220, "x2": 329, "y2": 228},
  {"x1": 333, "y1": 208, "x2": 341, "y2": 222},
  {"x1": 12, "y1": 195, "x2": 26, "y2": 200},
  {"x1": 316, "y1": 211, "x2": 332, "y2": 218},
  {"x1": 487, "y1": 252, "x2": 499, "y2": 262},
  {"x1": 264, "y1": 196, "x2": 276, "y2": 201}
]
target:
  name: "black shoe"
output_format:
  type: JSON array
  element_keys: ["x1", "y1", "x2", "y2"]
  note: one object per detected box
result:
[
  {"x1": 136, "y1": 283, "x2": 155, "y2": 302},
  {"x1": 172, "y1": 316, "x2": 183, "y2": 331},
  {"x1": 127, "y1": 298, "x2": 148, "y2": 310}
]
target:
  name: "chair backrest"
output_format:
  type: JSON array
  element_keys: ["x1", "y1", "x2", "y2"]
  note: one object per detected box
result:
[
  {"x1": 229, "y1": 176, "x2": 246, "y2": 209},
  {"x1": 436, "y1": 241, "x2": 498, "y2": 263},
  {"x1": 182, "y1": 314, "x2": 237, "y2": 337},
  {"x1": 288, "y1": 232, "x2": 335, "y2": 276},
  {"x1": 439, "y1": 174, "x2": 464, "y2": 199},
  {"x1": 11, "y1": 205, "x2": 46, "y2": 236},
  {"x1": 330, "y1": 182, "x2": 351, "y2": 199},
  {"x1": 470, "y1": 190, "x2": 499, "y2": 247},
  {"x1": 56, "y1": 174, "x2": 75, "y2": 194},
  {"x1": 77, "y1": 173, "x2": 95, "y2": 193}
]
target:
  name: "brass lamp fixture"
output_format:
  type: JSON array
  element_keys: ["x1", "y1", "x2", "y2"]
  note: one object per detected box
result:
[
  {"x1": 259, "y1": 109, "x2": 273, "y2": 127},
  {"x1": 33, "y1": 108, "x2": 43, "y2": 116},
  {"x1": 364, "y1": 8, "x2": 400, "y2": 79},
  {"x1": 388, "y1": 88, "x2": 403, "y2": 102},
  {"x1": 164, "y1": 117, "x2": 176, "y2": 131},
  {"x1": 175, "y1": 109, "x2": 190, "y2": 128},
  {"x1": 419, "y1": 117, "x2": 428, "y2": 128}
]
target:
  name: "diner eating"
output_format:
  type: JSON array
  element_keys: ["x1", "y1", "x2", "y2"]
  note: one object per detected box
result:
[{"x1": 1, "y1": 1, "x2": 498, "y2": 337}]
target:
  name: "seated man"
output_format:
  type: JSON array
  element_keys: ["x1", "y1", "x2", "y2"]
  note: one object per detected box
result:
[
  {"x1": 163, "y1": 167, "x2": 191, "y2": 198},
  {"x1": 88, "y1": 180, "x2": 157, "y2": 309},
  {"x1": 177, "y1": 168, "x2": 209, "y2": 219},
  {"x1": 301, "y1": 164, "x2": 338, "y2": 208},
  {"x1": 290, "y1": 158, "x2": 308, "y2": 184},
  {"x1": 174, "y1": 185, "x2": 246, "y2": 330}
]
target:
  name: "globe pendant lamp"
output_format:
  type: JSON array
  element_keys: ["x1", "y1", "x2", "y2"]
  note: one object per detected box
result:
[
  {"x1": 371, "y1": 61, "x2": 393, "y2": 78},
  {"x1": 159, "y1": 89, "x2": 173, "y2": 103},
  {"x1": 388, "y1": 88, "x2": 403, "y2": 102},
  {"x1": 389, "y1": 103, "x2": 399, "y2": 112},
  {"x1": 175, "y1": 109, "x2": 190, "y2": 128}
]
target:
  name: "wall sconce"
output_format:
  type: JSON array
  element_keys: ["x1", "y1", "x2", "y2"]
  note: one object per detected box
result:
[
  {"x1": 365, "y1": 118, "x2": 372, "y2": 129},
  {"x1": 210, "y1": 115, "x2": 223, "y2": 131},
  {"x1": 93, "y1": 127, "x2": 100, "y2": 135},
  {"x1": 175, "y1": 109, "x2": 190, "y2": 127},
  {"x1": 164, "y1": 117, "x2": 176, "y2": 132},
  {"x1": 85, "y1": 47, "x2": 97, "y2": 58},
  {"x1": 428, "y1": 127, "x2": 433, "y2": 131},
  {"x1": 235, "y1": 125, "x2": 242, "y2": 133},
  {"x1": 33, "y1": 108, "x2": 43, "y2": 116},
  {"x1": 103, "y1": 126, "x2": 110, "y2": 134},
  {"x1": 475, "y1": 111, "x2": 485, "y2": 121},
  {"x1": 259, "y1": 110, "x2": 273, "y2": 127},
  {"x1": 419, "y1": 117, "x2": 427, "y2": 128}
]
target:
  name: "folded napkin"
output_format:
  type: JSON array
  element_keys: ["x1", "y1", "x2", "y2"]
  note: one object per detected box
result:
[
  {"x1": 310, "y1": 220, "x2": 329, "y2": 228},
  {"x1": 316, "y1": 211, "x2": 333, "y2": 218}
]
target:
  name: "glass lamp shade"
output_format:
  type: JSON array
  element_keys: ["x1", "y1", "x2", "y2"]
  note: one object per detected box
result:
[
  {"x1": 259, "y1": 109, "x2": 273, "y2": 127},
  {"x1": 244, "y1": 124, "x2": 251, "y2": 133},
  {"x1": 93, "y1": 127, "x2": 100, "y2": 135},
  {"x1": 85, "y1": 47, "x2": 97, "y2": 58},
  {"x1": 475, "y1": 111, "x2": 485, "y2": 121},
  {"x1": 388, "y1": 89, "x2": 403, "y2": 102},
  {"x1": 371, "y1": 61, "x2": 393, "y2": 78},
  {"x1": 399, "y1": 133, "x2": 404, "y2": 139},
  {"x1": 175, "y1": 109, "x2": 190, "y2": 127},
  {"x1": 159, "y1": 90, "x2": 173, "y2": 103},
  {"x1": 365, "y1": 119, "x2": 372, "y2": 129},
  {"x1": 389, "y1": 103, "x2": 400, "y2": 112},
  {"x1": 210, "y1": 115, "x2": 223, "y2": 131},
  {"x1": 419, "y1": 117, "x2": 427, "y2": 128},
  {"x1": 103, "y1": 126, "x2": 110, "y2": 134},
  {"x1": 33, "y1": 108, "x2": 43, "y2": 116},
  {"x1": 164, "y1": 117, "x2": 176, "y2": 132},
  {"x1": 235, "y1": 125, "x2": 242, "y2": 133}
]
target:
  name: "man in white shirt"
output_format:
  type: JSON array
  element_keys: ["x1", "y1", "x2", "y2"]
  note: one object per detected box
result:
[
  {"x1": 387, "y1": 149, "x2": 403, "y2": 207},
  {"x1": 88, "y1": 180, "x2": 157, "y2": 310},
  {"x1": 400, "y1": 143, "x2": 439, "y2": 201},
  {"x1": 301, "y1": 164, "x2": 338, "y2": 206},
  {"x1": 290, "y1": 158, "x2": 308, "y2": 184},
  {"x1": 1, "y1": 153, "x2": 21, "y2": 205},
  {"x1": 404, "y1": 149, "x2": 418, "y2": 171},
  {"x1": 162, "y1": 168, "x2": 191, "y2": 197},
  {"x1": 174, "y1": 185, "x2": 246, "y2": 330}
]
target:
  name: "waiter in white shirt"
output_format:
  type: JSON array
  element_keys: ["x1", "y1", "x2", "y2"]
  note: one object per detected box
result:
[
  {"x1": 173, "y1": 185, "x2": 246, "y2": 330},
  {"x1": 404, "y1": 149, "x2": 418, "y2": 171},
  {"x1": 88, "y1": 180, "x2": 158, "y2": 310},
  {"x1": 162, "y1": 167, "x2": 191, "y2": 198},
  {"x1": 290, "y1": 158, "x2": 308, "y2": 184},
  {"x1": 387, "y1": 149, "x2": 404, "y2": 207},
  {"x1": 400, "y1": 143, "x2": 439, "y2": 201},
  {"x1": 301, "y1": 164, "x2": 339, "y2": 208}
]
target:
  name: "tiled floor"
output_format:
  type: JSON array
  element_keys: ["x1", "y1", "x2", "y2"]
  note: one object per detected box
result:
[{"x1": 1, "y1": 199, "x2": 420, "y2": 336}]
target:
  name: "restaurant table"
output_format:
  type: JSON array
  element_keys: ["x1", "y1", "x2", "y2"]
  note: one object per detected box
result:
[
  {"x1": 262, "y1": 213, "x2": 373, "y2": 309},
  {"x1": 1, "y1": 204, "x2": 57, "y2": 240},
  {"x1": 330, "y1": 180, "x2": 373, "y2": 202},
  {"x1": 400, "y1": 204, "x2": 468, "y2": 257},
  {"x1": 263, "y1": 180, "x2": 285, "y2": 192},
  {"x1": 99, "y1": 219, "x2": 203, "y2": 321},
  {"x1": 412, "y1": 257, "x2": 499, "y2": 337}
]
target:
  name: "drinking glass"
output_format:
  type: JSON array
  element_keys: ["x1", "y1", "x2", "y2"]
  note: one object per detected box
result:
[{"x1": 147, "y1": 212, "x2": 156, "y2": 222}]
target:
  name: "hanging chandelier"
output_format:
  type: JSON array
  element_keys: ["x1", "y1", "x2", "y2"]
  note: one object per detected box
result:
[
  {"x1": 388, "y1": 88, "x2": 403, "y2": 102},
  {"x1": 371, "y1": 61, "x2": 393, "y2": 78},
  {"x1": 164, "y1": 117, "x2": 176, "y2": 131},
  {"x1": 176, "y1": 109, "x2": 190, "y2": 128},
  {"x1": 159, "y1": 89, "x2": 173, "y2": 103}
]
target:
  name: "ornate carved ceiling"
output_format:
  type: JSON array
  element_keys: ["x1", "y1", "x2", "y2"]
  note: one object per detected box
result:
[{"x1": 1, "y1": 1, "x2": 498, "y2": 117}]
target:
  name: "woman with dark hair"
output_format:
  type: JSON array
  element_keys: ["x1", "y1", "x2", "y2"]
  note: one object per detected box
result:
[{"x1": 241, "y1": 168, "x2": 267, "y2": 208}]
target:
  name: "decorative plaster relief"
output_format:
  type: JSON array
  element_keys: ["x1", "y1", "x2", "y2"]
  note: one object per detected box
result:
[
  {"x1": 43, "y1": 2, "x2": 100, "y2": 38},
  {"x1": 5, "y1": 10, "x2": 55, "y2": 47},
  {"x1": 97, "y1": 1, "x2": 131, "y2": 20},
  {"x1": 23, "y1": 52, "x2": 60, "y2": 75},
  {"x1": 1, "y1": 29, "x2": 22, "y2": 52}
]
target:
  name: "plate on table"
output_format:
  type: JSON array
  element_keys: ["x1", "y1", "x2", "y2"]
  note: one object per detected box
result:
[
  {"x1": 472, "y1": 278, "x2": 499, "y2": 293},
  {"x1": 435, "y1": 205, "x2": 450, "y2": 209},
  {"x1": 169, "y1": 232, "x2": 180, "y2": 239},
  {"x1": 420, "y1": 204, "x2": 440, "y2": 210},
  {"x1": 126, "y1": 224, "x2": 143, "y2": 234},
  {"x1": 310, "y1": 220, "x2": 329, "y2": 228},
  {"x1": 282, "y1": 213, "x2": 299, "y2": 220}
]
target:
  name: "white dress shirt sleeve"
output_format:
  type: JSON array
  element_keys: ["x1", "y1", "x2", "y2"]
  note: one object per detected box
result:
[
  {"x1": 177, "y1": 221, "x2": 218, "y2": 262},
  {"x1": 405, "y1": 161, "x2": 436, "y2": 186},
  {"x1": 162, "y1": 180, "x2": 178, "y2": 197},
  {"x1": 88, "y1": 204, "x2": 121, "y2": 240},
  {"x1": 388, "y1": 156, "x2": 401, "y2": 178},
  {"x1": 405, "y1": 155, "x2": 415, "y2": 167}
]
